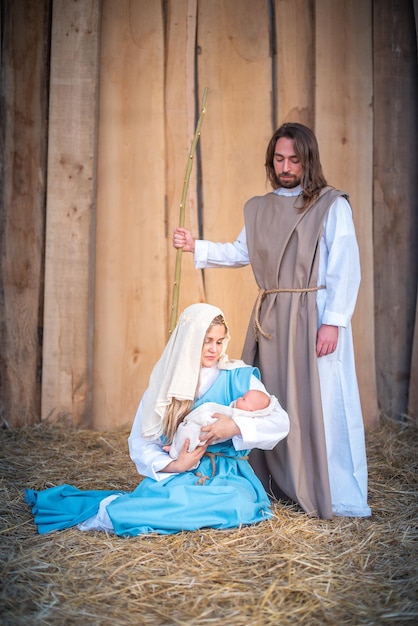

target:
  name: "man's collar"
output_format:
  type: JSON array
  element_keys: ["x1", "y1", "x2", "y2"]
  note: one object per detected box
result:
[{"x1": 274, "y1": 185, "x2": 303, "y2": 197}]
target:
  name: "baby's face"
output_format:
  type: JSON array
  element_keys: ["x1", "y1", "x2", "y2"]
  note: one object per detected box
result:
[{"x1": 235, "y1": 391, "x2": 269, "y2": 411}]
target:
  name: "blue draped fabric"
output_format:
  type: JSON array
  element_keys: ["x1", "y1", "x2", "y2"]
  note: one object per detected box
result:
[{"x1": 25, "y1": 485, "x2": 121, "y2": 534}]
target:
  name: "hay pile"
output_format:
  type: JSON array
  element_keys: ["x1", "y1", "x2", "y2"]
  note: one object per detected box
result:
[{"x1": 0, "y1": 416, "x2": 417, "y2": 625}]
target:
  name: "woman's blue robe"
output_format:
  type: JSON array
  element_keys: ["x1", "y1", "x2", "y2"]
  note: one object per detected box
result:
[{"x1": 25, "y1": 367, "x2": 272, "y2": 536}]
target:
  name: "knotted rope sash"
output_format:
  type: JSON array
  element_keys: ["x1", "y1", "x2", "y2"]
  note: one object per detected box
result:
[
  {"x1": 195, "y1": 451, "x2": 249, "y2": 485},
  {"x1": 254, "y1": 286, "x2": 326, "y2": 340}
]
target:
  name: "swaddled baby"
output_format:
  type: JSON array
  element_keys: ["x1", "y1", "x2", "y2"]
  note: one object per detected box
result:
[{"x1": 169, "y1": 389, "x2": 277, "y2": 464}]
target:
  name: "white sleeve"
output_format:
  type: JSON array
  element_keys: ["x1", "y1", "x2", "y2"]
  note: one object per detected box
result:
[
  {"x1": 194, "y1": 227, "x2": 250, "y2": 269},
  {"x1": 128, "y1": 393, "x2": 177, "y2": 482},
  {"x1": 319, "y1": 197, "x2": 361, "y2": 327},
  {"x1": 231, "y1": 375, "x2": 290, "y2": 451}
]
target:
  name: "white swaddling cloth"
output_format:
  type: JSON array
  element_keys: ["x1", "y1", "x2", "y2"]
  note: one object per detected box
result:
[{"x1": 169, "y1": 396, "x2": 278, "y2": 465}]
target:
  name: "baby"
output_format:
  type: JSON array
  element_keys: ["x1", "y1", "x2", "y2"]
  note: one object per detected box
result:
[
  {"x1": 233, "y1": 389, "x2": 271, "y2": 412},
  {"x1": 169, "y1": 389, "x2": 276, "y2": 463}
]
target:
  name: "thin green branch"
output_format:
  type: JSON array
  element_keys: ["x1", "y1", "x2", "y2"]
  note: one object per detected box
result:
[{"x1": 169, "y1": 87, "x2": 208, "y2": 334}]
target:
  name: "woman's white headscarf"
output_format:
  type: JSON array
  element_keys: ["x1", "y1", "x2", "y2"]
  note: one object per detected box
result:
[{"x1": 140, "y1": 303, "x2": 231, "y2": 438}]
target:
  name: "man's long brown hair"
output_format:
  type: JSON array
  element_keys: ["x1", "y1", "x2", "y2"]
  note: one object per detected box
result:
[{"x1": 265, "y1": 122, "x2": 328, "y2": 211}]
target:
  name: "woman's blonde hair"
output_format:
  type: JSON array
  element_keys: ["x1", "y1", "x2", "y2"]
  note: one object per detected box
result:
[
  {"x1": 162, "y1": 398, "x2": 193, "y2": 444},
  {"x1": 162, "y1": 314, "x2": 228, "y2": 442}
]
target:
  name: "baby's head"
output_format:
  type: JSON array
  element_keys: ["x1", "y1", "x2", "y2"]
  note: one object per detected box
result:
[{"x1": 235, "y1": 389, "x2": 270, "y2": 412}]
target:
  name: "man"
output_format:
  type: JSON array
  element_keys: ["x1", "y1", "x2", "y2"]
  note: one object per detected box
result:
[{"x1": 173, "y1": 122, "x2": 371, "y2": 519}]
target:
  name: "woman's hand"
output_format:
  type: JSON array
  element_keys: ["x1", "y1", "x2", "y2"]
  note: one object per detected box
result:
[
  {"x1": 200, "y1": 414, "x2": 241, "y2": 446},
  {"x1": 161, "y1": 439, "x2": 208, "y2": 473}
]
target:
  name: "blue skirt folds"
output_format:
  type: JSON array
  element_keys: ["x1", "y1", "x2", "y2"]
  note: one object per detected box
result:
[{"x1": 25, "y1": 441, "x2": 271, "y2": 536}]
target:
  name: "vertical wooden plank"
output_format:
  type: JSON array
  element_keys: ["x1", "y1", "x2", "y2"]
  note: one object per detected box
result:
[
  {"x1": 408, "y1": 297, "x2": 418, "y2": 420},
  {"x1": 0, "y1": 0, "x2": 50, "y2": 427},
  {"x1": 373, "y1": 0, "x2": 418, "y2": 418},
  {"x1": 274, "y1": 0, "x2": 315, "y2": 127},
  {"x1": 165, "y1": 0, "x2": 205, "y2": 325},
  {"x1": 197, "y1": 0, "x2": 272, "y2": 358},
  {"x1": 93, "y1": 0, "x2": 166, "y2": 429},
  {"x1": 315, "y1": 0, "x2": 378, "y2": 427},
  {"x1": 41, "y1": 0, "x2": 100, "y2": 426},
  {"x1": 410, "y1": 0, "x2": 418, "y2": 421}
]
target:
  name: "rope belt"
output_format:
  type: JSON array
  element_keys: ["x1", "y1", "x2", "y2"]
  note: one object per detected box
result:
[
  {"x1": 195, "y1": 451, "x2": 249, "y2": 486},
  {"x1": 254, "y1": 286, "x2": 326, "y2": 340}
]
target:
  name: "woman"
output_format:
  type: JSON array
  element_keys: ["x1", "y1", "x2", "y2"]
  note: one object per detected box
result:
[{"x1": 26, "y1": 303, "x2": 289, "y2": 536}]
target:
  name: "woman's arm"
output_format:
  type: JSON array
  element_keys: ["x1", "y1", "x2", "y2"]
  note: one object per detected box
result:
[
  {"x1": 199, "y1": 414, "x2": 241, "y2": 445},
  {"x1": 128, "y1": 394, "x2": 208, "y2": 481},
  {"x1": 199, "y1": 375, "x2": 289, "y2": 450}
]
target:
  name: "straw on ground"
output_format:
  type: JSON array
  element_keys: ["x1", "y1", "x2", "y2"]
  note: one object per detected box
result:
[{"x1": 0, "y1": 414, "x2": 417, "y2": 625}]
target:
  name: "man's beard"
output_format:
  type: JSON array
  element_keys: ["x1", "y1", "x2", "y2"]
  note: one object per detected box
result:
[{"x1": 278, "y1": 174, "x2": 301, "y2": 189}]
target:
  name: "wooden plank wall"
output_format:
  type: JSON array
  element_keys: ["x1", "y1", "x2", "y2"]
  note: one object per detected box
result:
[
  {"x1": 165, "y1": 0, "x2": 205, "y2": 320},
  {"x1": 315, "y1": 0, "x2": 377, "y2": 422},
  {"x1": 373, "y1": 0, "x2": 418, "y2": 419},
  {"x1": 92, "y1": 0, "x2": 166, "y2": 429},
  {"x1": 0, "y1": 0, "x2": 50, "y2": 426},
  {"x1": 197, "y1": 0, "x2": 271, "y2": 358},
  {"x1": 410, "y1": 0, "x2": 418, "y2": 419},
  {"x1": 41, "y1": 0, "x2": 100, "y2": 426},
  {"x1": 2, "y1": 0, "x2": 417, "y2": 429},
  {"x1": 275, "y1": 0, "x2": 314, "y2": 127}
]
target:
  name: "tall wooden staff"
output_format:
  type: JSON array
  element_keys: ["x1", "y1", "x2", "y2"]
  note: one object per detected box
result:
[{"x1": 169, "y1": 87, "x2": 208, "y2": 334}]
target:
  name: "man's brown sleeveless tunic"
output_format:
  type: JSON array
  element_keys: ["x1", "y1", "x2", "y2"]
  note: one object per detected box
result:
[{"x1": 242, "y1": 187, "x2": 347, "y2": 519}]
